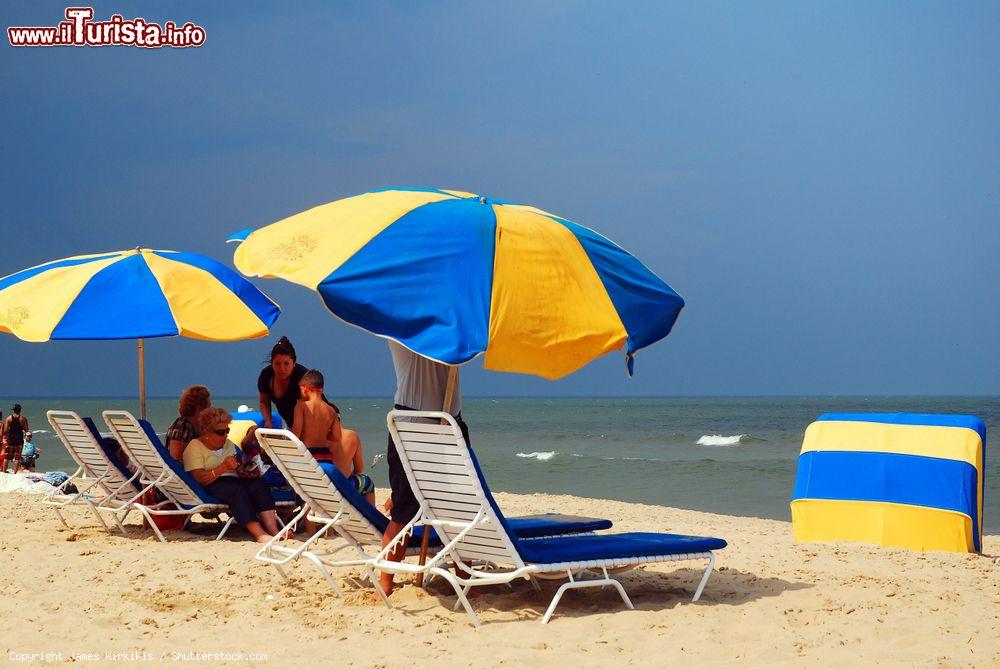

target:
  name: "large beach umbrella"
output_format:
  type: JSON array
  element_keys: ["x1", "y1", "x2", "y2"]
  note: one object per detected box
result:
[
  {"x1": 0, "y1": 247, "x2": 280, "y2": 418},
  {"x1": 231, "y1": 187, "x2": 684, "y2": 381}
]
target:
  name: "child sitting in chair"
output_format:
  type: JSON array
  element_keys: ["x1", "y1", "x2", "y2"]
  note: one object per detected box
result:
[{"x1": 292, "y1": 369, "x2": 375, "y2": 504}]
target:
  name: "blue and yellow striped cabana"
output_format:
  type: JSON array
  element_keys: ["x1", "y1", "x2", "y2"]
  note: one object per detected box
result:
[{"x1": 791, "y1": 413, "x2": 986, "y2": 553}]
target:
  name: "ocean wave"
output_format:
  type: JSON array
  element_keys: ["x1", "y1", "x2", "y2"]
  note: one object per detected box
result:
[
  {"x1": 516, "y1": 451, "x2": 557, "y2": 462},
  {"x1": 695, "y1": 434, "x2": 763, "y2": 447}
]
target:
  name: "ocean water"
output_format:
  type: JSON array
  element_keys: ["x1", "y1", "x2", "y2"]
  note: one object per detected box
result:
[{"x1": 8, "y1": 396, "x2": 998, "y2": 533}]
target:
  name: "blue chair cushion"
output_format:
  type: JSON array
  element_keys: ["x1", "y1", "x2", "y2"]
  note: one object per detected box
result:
[
  {"x1": 319, "y1": 461, "x2": 613, "y2": 546},
  {"x1": 137, "y1": 419, "x2": 221, "y2": 506},
  {"x1": 506, "y1": 513, "x2": 612, "y2": 538},
  {"x1": 516, "y1": 531, "x2": 728, "y2": 565},
  {"x1": 83, "y1": 417, "x2": 141, "y2": 492}
]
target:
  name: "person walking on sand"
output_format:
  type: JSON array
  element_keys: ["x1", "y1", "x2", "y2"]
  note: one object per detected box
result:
[
  {"x1": 377, "y1": 340, "x2": 466, "y2": 598},
  {"x1": 2, "y1": 404, "x2": 29, "y2": 474}
]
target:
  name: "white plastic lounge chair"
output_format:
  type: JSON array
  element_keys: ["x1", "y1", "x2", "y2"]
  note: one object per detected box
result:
[
  {"x1": 253, "y1": 428, "x2": 614, "y2": 599},
  {"x1": 102, "y1": 410, "x2": 260, "y2": 542},
  {"x1": 377, "y1": 410, "x2": 728, "y2": 626},
  {"x1": 43, "y1": 410, "x2": 148, "y2": 534}
]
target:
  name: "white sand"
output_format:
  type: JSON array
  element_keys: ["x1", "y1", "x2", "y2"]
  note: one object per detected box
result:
[{"x1": 1, "y1": 485, "x2": 997, "y2": 668}]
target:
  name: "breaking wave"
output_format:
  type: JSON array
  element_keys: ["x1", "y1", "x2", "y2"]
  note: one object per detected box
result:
[
  {"x1": 516, "y1": 451, "x2": 558, "y2": 462},
  {"x1": 695, "y1": 434, "x2": 764, "y2": 447}
]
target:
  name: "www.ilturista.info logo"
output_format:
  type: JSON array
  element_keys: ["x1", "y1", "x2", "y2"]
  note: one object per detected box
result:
[{"x1": 8, "y1": 7, "x2": 205, "y2": 48}]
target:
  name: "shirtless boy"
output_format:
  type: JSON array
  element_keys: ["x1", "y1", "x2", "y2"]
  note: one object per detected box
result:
[{"x1": 292, "y1": 369, "x2": 375, "y2": 504}]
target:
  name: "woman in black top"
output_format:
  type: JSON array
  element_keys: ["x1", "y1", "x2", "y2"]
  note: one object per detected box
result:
[{"x1": 258, "y1": 337, "x2": 308, "y2": 430}]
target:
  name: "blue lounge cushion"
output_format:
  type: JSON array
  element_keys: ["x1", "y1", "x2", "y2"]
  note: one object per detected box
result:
[
  {"x1": 516, "y1": 532, "x2": 728, "y2": 565},
  {"x1": 318, "y1": 463, "x2": 612, "y2": 546},
  {"x1": 83, "y1": 417, "x2": 142, "y2": 492},
  {"x1": 136, "y1": 419, "x2": 221, "y2": 506}
]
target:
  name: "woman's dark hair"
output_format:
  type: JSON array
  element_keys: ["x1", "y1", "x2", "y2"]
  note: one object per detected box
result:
[
  {"x1": 268, "y1": 336, "x2": 296, "y2": 363},
  {"x1": 300, "y1": 369, "x2": 324, "y2": 389},
  {"x1": 12, "y1": 403, "x2": 21, "y2": 414}
]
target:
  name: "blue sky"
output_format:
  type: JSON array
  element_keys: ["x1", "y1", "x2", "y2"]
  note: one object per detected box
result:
[{"x1": 1, "y1": 1, "x2": 997, "y2": 399}]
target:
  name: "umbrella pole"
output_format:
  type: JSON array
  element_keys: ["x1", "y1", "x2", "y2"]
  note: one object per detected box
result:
[
  {"x1": 138, "y1": 338, "x2": 147, "y2": 421},
  {"x1": 415, "y1": 365, "x2": 458, "y2": 586}
]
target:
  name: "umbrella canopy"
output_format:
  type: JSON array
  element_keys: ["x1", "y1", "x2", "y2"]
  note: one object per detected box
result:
[
  {"x1": 233, "y1": 187, "x2": 683, "y2": 379},
  {"x1": 0, "y1": 248, "x2": 279, "y2": 342},
  {"x1": 0, "y1": 247, "x2": 280, "y2": 418}
]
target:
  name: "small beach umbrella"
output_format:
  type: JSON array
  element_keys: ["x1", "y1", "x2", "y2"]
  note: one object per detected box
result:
[
  {"x1": 231, "y1": 187, "x2": 684, "y2": 381},
  {"x1": 0, "y1": 247, "x2": 280, "y2": 418}
]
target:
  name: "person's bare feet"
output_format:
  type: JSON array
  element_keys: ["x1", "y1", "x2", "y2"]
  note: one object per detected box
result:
[{"x1": 255, "y1": 533, "x2": 274, "y2": 544}]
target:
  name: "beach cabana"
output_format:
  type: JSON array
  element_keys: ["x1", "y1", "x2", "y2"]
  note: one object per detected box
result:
[{"x1": 791, "y1": 413, "x2": 986, "y2": 553}]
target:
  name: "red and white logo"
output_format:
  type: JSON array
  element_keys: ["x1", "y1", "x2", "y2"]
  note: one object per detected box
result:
[{"x1": 8, "y1": 7, "x2": 206, "y2": 48}]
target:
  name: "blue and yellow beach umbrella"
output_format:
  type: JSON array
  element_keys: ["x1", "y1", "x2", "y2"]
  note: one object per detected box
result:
[
  {"x1": 0, "y1": 247, "x2": 280, "y2": 416},
  {"x1": 233, "y1": 187, "x2": 684, "y2": 379}
]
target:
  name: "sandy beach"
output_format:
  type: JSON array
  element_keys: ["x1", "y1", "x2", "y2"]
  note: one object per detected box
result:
[{"x1": 1, "y1": 483, "x2": 996, "y2": 669}]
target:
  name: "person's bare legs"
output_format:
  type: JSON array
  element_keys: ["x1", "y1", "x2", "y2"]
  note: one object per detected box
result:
[
  {"x1": 11, "y1": 456, "x2": 21, "y2": 474},
  {"x1": 257, "y1": 509, "x2": 281, "y2": 535},
  {"x1": 378, "y1": 519, "x2": 409, "y2": 596},
  {"x1": 246, "y1": 520, "x2": 273, "y2": 543}
]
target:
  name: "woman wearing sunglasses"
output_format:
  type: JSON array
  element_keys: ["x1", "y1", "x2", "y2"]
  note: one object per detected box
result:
[{"x1": 182, "y1": 407, "x2": 282, "y2": 543}]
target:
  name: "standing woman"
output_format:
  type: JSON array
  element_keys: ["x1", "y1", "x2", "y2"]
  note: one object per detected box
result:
[{"x1": 258, "y1": 336, "x2": 307, "y2": 430}]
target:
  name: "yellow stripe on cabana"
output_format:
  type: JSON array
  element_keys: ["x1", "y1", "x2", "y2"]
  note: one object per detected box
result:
[
  {"x1": 0, "y1": 255, "x2": 122, "y2": 341},
  {"x1": 802, "y1": 420, "x2": 982, "y2": 468},
  {"x1": 791, "y1": 499, "x2": 975, "y2": 553},
  {"x1": 485, "y1": 205, "x2": 627, "y2": 379},
  {"x1": 143, "y1": 253, "x2": 270, "y2": 342},
  {"x1": 234, "y1": 190, "x2": 454, "y2": 289}
]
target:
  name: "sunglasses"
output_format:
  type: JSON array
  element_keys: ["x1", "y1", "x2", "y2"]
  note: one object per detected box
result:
[{"x1": 211, "y1": 427, "x2": 230, "y2": 436}]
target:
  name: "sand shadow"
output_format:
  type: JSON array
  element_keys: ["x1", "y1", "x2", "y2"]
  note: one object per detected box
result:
[{"x1": 345, "y1": 564, "x2": 812, "y2": 625}]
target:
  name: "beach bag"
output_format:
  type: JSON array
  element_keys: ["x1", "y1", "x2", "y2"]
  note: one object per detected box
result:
[{"x1": 150, "y1": 503, "x2": 186, "y2": 531}]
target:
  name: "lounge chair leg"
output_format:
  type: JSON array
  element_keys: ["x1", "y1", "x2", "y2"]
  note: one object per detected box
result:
[
  {"x1": 302, "y1": 552, "x2": 344, "y2": 598},
  {"x1": 609, "y1": 579, "x2": 634, "y2": 611},
  {"x1": 693, "y1": 553, "x2": 716, "y2": 602},
  {"x1": 528, "y1": 575, "x2": 542, "y2": 592},
  {"x1": 215, "y1": 517, "x2": 235, "y2": 541},
  {"x1": 53, "y1": 508, "x2": 71, "y2": 529},
  {"x1": 368, "y1": 567, "x2": 392, "y2": 609},
  {"x1": 437, "y1": 569, "x2": 479, "y2": 628},
  {"x1": 541, "y1": 581, "x2": 573, "y2": 624},
  {"x1": 87, "y1": 503, "x2": 111, "y2": 533},
  {"x1": 452, "y1": 585, "x2": 472, "y2": 611}
]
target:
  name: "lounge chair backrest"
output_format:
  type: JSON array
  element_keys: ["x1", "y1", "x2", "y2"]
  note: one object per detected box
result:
[
  {"x1": 387, "y1": 410, "x2": 524, "y2": 568},
  {"x1": 47, "y1": 410, "x2": 137, "y2": 495},
  {"x1": 102, "y1": 410, "x2": 216, "y2": 508},
  {"x1": 256, "y1": 428, "x2": 383, "y2": 546}
]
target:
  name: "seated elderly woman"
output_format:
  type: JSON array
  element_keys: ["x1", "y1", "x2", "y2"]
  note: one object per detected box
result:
[{"x1": 182, "y1": 407, "x2": 282, "y2": 543}]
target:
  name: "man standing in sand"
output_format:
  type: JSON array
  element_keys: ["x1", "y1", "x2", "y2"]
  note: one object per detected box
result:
[
  {"x1": 2, "y1": 404, "x2": 29, "y2": 474},
  {"x1": 378, "y1": 340, "x2": 465, "y2": 597}
]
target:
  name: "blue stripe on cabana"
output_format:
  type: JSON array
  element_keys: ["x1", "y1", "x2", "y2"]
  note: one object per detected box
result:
[
  {"x1": 793, "y1": 450, "x2": 977, "y2": 521},
  {"x1": 51, "y1": 254, "x2": 177, "y2": 339},
  {"x1": 318, "y1": 198, "x2": 496, "y2": 364}
]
